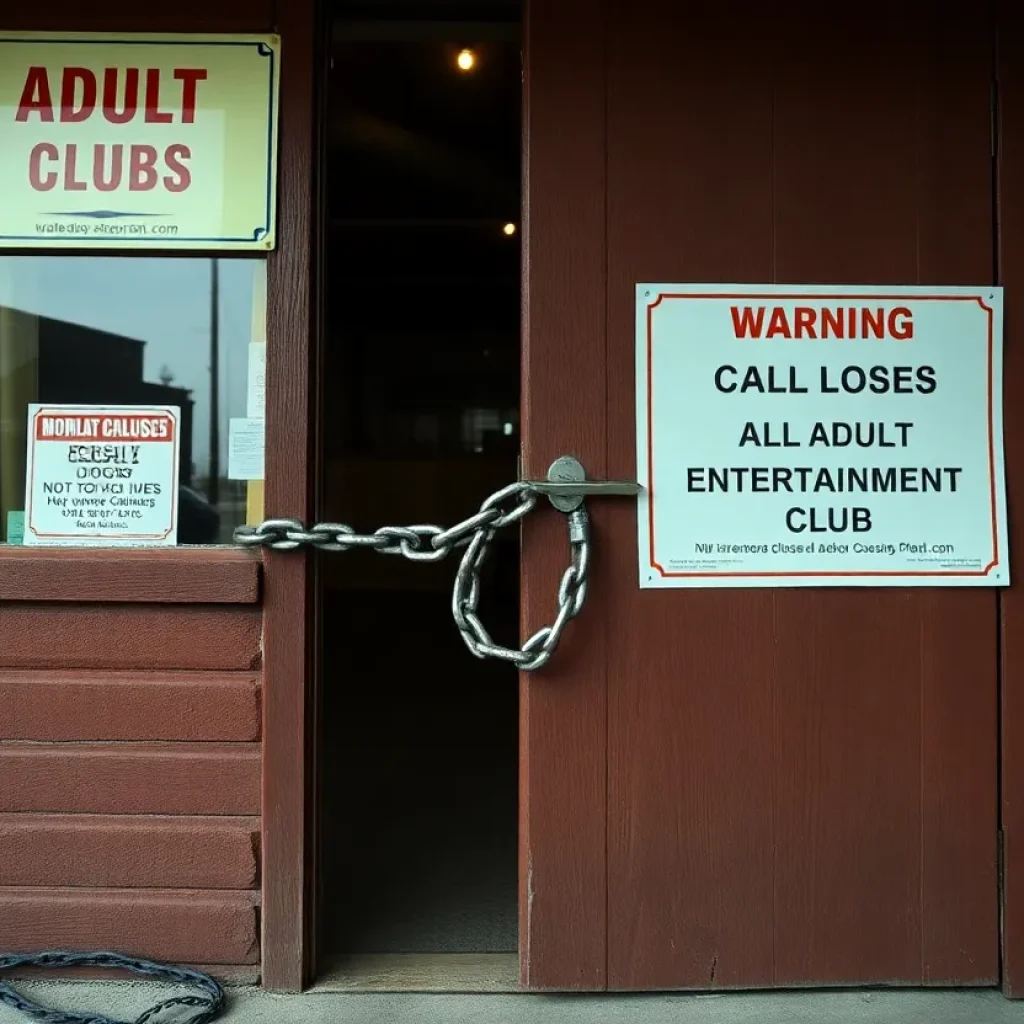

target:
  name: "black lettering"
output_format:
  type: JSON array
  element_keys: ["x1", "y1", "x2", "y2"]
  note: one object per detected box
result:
[
  {"x1": 832, "y1": 423, "x2": 852, "y2": 447},
  {"x1": 874, "y1": 467, "x2": 897, "y2": 491},
  {"x1": 869, "y1": 366, "x2": 891, "y2": 393},
  {"x1": 773, "y1": 467, "x2": 794, "y2": 492},
  {"x1": 842, "y1": 367, "x2": 867, "y2": 393},
  {"x1": 847, "y1": 467, "x2": 868, "y2": 491},
  {"x1": 708, "y1": 468, "x2": 729, "y2": 492},
  {"x1": 891, "y1": 366, "x2": 914, "y2": 393},
  {"x1": 742, "y1": 367, "x2": 765, "y2": 392},
  {"x1": 916, "y1": 366, "x2": 937, "y2": 393},
  {"x1": 715, "y1": 365, "x2": 737, "y2": 393},
  {"x1": 738, "y1": 422, "x2": 761, "y2": 447},
  {"x1": 813, "y1": 468, "x2": 838, "y2": 492},
  {"x1": 786, "y1": 507, "x2": 806, "y2": 532},
  {"x1": 810, "y1": 507, "x2": 835, "y2": 532}
]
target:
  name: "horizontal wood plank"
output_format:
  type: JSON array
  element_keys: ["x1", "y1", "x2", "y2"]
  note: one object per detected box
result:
[
  {"x1": 0, "y1": 548, "x2": 261, "y2": 604},
  {"x1": 0, "y1": 606, "x2": 261, "y2": 672},
  {"x1": 0, "y1": 672, "x2": 261, "y2": 742},
  {"x1": 0, "y1": 815, "x2": 259, "y2": 889},
  {"x1": 0, "y1": 888, "x2": 260, "y2": 965},
  {"x1": 0, "y1": 963, "x2": 260, "y2": 985},
  {"x1": 0, "y1": 744, "x2": 261, "y2": 815}
]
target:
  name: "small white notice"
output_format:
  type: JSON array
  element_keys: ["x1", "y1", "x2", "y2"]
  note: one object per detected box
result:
[
  {"x1": 24, "y1": 404, "x2": 180, "y2": 546},
  {"x1": 636, "y1": 284, "x2": 1008, "y2": 588},
  {"x1": 247, "y1": 343, "x2": 266, "y2": 419},
  {"x1": 228, "y1": 417, "x2": 265, "y2": 480}
]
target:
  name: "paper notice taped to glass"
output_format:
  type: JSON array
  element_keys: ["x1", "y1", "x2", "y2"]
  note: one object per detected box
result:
[
  {"x1": 228, "y1": 417, "x2": 265, "y2": 480},
  {"x1": 247, "y1": 342, "x2": 266, "y2": 418},
  {"x1": 23, "y1": 403, "x2": 180, "y2": 547}
]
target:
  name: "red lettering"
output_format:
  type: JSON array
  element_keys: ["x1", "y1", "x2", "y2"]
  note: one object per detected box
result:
[
  {"x1": 102, "y1": 67, "x2": 139, "y2": 124},
  {"x1": 889, "y1": 306, "x2": 914, "y2": 340},
  {"x1": 765, "y1": 307, "x2": 792, "y2": 339},
  {"x1": 64, "y1": 144, "x2": 87, "y2": 191},
  {"x1": 174, "y1": 69, "x2": 207, "y2": 123},
  {"x1": 60, "y1": 68, "x2": 96, "y2": 123},
  {"x1": 16, "y1": 67, "x2": 54, "y2": 122},
  {"x1": 144, "y1": 69, "x2": 173, "y2": 123},
  {"x1": 163, "y1": 144, "x2": 192, "y2": 192},
  {"x1": 26, "y1": 141, "x2": 206, "y2": 195},
  {"x1": 129, "y1": 144, "x2": 159, "y2": 190},
  {"x1": 93, "y1": 144, "x2": 124, "y2": 192},
  {"x1": 730, "y1": 306, "x2": 765, "y2": 338},
  {"x1": 28, "y1": 143, "x2": 58, "y2": 190},
  {"x1": 821, "y1": 307, "x2": 845, "y2": 338},
  {"x1": 778, "y1": 305, "x2": 915, "y2": 340},
  {"x1": 861, "y1": 307, "x2": 885, "y2": 338},
  {"x1": 793, "y1": 307, "x2": 817, "y2": 338}
]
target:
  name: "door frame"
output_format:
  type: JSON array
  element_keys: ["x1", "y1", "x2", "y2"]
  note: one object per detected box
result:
[
  {"x1": 259, "y1": 0, "x2": 323, "y2": 992},
  {"x1": 518, "y1": 0, "x2": 608, "y2": 990},
  {"x1": 999, "y1": 0, "x2": 1024, "y2": 997}
]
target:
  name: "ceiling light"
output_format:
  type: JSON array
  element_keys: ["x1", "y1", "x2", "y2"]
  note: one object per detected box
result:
[
  {"x1": 456, "y1": 48, "x2": 476, "y2": 72},
  {"x1": 503, "y1": 222, "x2": 517, "y2": 236}
]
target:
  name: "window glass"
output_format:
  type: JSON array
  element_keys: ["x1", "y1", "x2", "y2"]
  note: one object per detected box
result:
[{"x1": 0, "y1": 256, "x2": 266, "y2": 546}]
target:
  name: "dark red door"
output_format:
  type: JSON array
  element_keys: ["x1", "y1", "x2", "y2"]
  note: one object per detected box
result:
[{"x1": 520, "y1": 0, "x2": 999, "y2": 991}]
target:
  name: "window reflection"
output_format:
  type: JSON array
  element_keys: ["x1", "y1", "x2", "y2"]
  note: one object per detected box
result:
[{"x1": 0, "y1": 256, "x2": 264, "y2": 545}]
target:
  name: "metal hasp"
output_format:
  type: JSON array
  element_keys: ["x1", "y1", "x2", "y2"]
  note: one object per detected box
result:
[{"x1": 529, "y1": 454, "x2": 642, "y2": 512}]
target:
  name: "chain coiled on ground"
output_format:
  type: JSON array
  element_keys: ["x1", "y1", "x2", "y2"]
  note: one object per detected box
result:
[
  {"x1": 0, "y1": 953, "x2": 224, "y2": 1024},
  {"x1": 234, "y1": 481, "x2": 590, "y2": 671}
]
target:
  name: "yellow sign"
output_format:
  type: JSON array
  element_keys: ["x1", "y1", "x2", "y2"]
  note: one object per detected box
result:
[{"x1": 0, "y1": 32, "x2": 280, "y2": 250}]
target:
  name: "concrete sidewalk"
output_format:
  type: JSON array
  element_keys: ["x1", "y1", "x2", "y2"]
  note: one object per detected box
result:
[{"x1": 3, "y1": 982, "x2": 1024, "y2": 1024}]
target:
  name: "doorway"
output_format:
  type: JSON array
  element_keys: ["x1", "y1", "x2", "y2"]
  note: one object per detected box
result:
[{"x1": 317, "y1": 0, "x2": 523, "y2": 989}]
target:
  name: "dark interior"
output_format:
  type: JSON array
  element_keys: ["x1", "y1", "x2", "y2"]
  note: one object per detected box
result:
[{"x1": 319, "y1": 0, "x2": 522, "y2": 957}]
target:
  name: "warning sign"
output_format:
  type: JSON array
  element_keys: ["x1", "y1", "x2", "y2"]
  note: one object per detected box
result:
[
  {"x1": 635, "y1": 284, "x2": 1008, "y2": 588},
  {"x1": 24, "y1": 404, "x2": 180, "y2": 546},
  {"x1": 0, "y1": 32, "x2": 280, "y2": 250}
]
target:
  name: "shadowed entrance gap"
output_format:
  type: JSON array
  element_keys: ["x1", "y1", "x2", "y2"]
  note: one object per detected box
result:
[{"x1": 318, "y1": 0, "x2": 523, "y2": 969}]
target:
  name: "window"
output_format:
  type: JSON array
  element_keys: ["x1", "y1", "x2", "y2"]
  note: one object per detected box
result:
[{"x1": 0, "y1": 255, "x2": 266, "y2": 546}]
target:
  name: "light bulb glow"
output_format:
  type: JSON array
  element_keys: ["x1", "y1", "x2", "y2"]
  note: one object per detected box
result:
[
  {"x1": 457, "y1": 49, "x2": 476, "y2": 71},
  {"x1": 503, "y1": 222, "x2": 517, "y2": 236}
]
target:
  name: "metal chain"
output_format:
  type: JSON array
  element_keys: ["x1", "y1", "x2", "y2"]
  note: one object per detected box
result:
[
  {"x1": 234, "y1": 480, "x2": 590, "y2": 671},
  {"x1": 0, "y1": 952, "x2": 224, "y2": 1024}
]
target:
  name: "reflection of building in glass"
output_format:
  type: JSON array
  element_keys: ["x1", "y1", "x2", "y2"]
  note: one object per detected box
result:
[
  {"x1": 35, "y1": 316, "x2": 196, "y2": 483},
  {"x1": 10, "y1": 313, "x2": 219, "y2": 544}
]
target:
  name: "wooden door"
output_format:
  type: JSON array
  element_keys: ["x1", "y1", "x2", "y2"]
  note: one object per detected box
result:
[{"x1": 520, "y1": 0, "x2": 1000, "y2": 991}]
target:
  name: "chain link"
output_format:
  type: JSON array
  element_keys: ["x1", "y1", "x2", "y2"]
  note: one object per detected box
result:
[{"x1": 234, "y1": 481, "x2": 590, "y2": 671}]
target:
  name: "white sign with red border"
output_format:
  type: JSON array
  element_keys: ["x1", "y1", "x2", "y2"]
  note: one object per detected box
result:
[
  {"x1": 636, "y1": 284, "x2": 1008, "y2": 588},
  {"x1": 24, "y1": 404, "x2": 180, "y2": 546}
]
